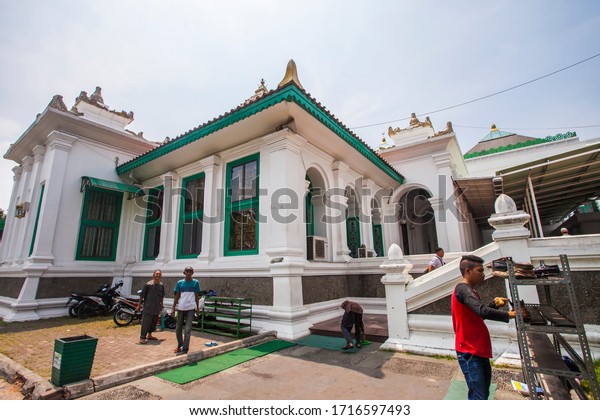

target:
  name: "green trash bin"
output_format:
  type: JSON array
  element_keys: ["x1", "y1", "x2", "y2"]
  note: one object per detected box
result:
[{"x1": 51, "y1": 334, "x2": 98, "y2": 386}]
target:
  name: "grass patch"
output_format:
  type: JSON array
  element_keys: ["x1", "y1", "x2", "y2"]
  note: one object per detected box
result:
[{"x1": 580, "y1": 359, "x2": 600, "y2": 399}]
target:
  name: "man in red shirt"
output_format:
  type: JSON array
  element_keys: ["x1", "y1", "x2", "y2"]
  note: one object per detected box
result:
[{"x1": 452, "y1": 255, "x2": 516, "y2": 400}]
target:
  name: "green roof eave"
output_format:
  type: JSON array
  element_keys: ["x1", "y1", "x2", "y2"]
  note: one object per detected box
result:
[
  {"x1": 116, "y1": 84, "x2": 404, "y2": 184},
  {"x1": 81, "y1": 176, "x2": 144, "y2": 199},
  {"x1": 464, "y1": 131, "x2": 577, "y2": 160}
]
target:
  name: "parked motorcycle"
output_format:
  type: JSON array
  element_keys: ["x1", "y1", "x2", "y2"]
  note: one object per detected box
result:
[
  {"x1": 65, "y1": 283, "x2": 112, "y2": 318},
  {"x1": 112, "y1": 290, "x2": 143, "y2": 327},
  {"x1": 74, "y1": 280, "x2": 124, "y2": 318}
]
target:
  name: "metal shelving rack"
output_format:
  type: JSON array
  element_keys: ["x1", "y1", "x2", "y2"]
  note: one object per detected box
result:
[
  {"x1": 508, "y1": 255, "x2": 600, "y2": 400},
  {"x1": 199, "y1": 296, "x2": 253, "y2": 338}
]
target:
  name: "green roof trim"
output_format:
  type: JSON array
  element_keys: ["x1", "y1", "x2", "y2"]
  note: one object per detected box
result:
[
  {"x1": 80, "y1": 176, "x2": 144, "y2": 199},
  {"x1": 464, "y1": 132, "x2": 577, "y2": 159},
  {"x1": 116, "y1": 84, "x2": 404, "y2": 184}
]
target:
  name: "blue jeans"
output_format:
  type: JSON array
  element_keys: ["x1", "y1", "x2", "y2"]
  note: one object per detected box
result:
[
  {"x1": 456, "y1": 351, "x2": 492, "y2": 400},
  {"x1": 175, "y1": 310, "x2": 195, "y2": 351}
]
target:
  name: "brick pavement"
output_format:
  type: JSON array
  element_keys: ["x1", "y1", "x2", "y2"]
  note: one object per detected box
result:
[{"x1": 0, "y1": 316, "x2": 234, "y2": 381}]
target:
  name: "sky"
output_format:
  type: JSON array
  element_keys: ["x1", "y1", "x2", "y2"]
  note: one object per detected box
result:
[{"x1": 1, "y1": 0, "x2": 599, "y2": 211}]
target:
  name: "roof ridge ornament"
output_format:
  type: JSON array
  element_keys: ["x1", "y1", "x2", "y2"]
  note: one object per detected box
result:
[
  {"x1": 47, "y1": 95, "x2": 69, "y2": 112},
  {"x1": 388, "y1": 113, "x2": 433, "y2": 136},
  {"x1": 277, "y1": 59, "x2": 304, "y2": 90}
]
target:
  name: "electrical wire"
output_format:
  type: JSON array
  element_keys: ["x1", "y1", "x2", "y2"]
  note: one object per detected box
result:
[
  {"x1": 350, "y1": 52, "x2": 600, "y2": 130},
  {"x1": 454, "y1": 124, "x2": 600, "y2": 130}
]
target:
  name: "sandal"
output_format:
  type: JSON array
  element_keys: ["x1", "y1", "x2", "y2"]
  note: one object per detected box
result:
[
  {"x1": 147, "y1": 336, "x2": 158, "y2": 340},
  {"x1": 355, "y1": 343, "x2": 362, "y2": 349},
  {"x1": 139, "y1": 339, "x2": 148, "y2": 344},
  {"x1": 341, "y1": 344, "x2": 354, "y2": 350}
]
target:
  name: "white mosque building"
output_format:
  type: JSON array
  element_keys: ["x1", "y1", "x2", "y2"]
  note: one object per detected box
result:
[{"x1": 1, "y1": 61, "x2": 599, "y2": 345}]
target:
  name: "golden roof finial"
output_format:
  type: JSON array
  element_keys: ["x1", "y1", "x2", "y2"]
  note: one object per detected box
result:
[
  {"x1": 409, "y1": 112, "x2": 420, "y2": 127},
  {"x1": 491, "y1": 123, "x2": 498, "y2": 131},
  {"x1": 278, "y1": 59, "x2": 304, "y2": 90}
]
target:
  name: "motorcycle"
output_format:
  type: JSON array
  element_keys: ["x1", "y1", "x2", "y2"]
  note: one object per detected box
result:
[
  {"x1": 66, "y1": 283, "x2": 113, "y2": 318},
  {"x1": 112, "y1": 290, "x2": 143, "y2": 327},
  {"x1": 74, "y1": 279, "x2": 124, "y2": 318}
]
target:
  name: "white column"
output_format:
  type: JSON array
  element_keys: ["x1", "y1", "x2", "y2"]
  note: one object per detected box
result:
[
  {"x1": 433, "y1": 154, "x2": 463, "y2": 252},
  {"x1": 264, "y1": 135, "x2": 306, "y2": 257},
  {"x1": 155, "y1": 172, "x2": 178, "y2": 264},
  {"x1": 0, "y1": 166, "x2": 22, "y2": 263},
  {"x1": 11, "y1": 156, "x2": 33, "y2": 264},
  {"x1": 28, "y1": 131, "x2": 76, "y2": 266},
  {"x1": 18, "y1": 145, "x2": 46, "y2": 261},
  {"x1": 429, "y1": 197, "x2": 449, "y2": 251},
  {"x1": 198, "y1": 156, "x2": 221, "y2": 262},
  {"x1": 264, "y1": 132, "x2": 311, "y2": 339},
  {"x1": 331, "y1": 161, "x2": 351, "y2": 261},
  {"x1": 358, "y1": 178, "x2": 374, "y2": 256},
  {"x1": 380, "y1": 243, "x2": 414, "y2": 351}
]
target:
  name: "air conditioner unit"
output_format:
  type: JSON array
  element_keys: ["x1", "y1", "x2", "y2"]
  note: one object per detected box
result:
[{"x1": 307, "y1": 236, "x2": 327, "y2": 261}]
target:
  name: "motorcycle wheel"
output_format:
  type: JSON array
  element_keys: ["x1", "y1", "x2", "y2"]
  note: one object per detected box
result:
[
  {"x1": 113, "y1": 308, "x2": 134, "y2": 326},
  {"x1": 77, "y1": 302, "x2": 96, "y2": 319},
  {"x1": 68, "y1": 304, "x2": 80, "y2": 318}
]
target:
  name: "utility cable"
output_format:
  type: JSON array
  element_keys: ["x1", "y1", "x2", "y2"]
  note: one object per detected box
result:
[{"x1": 350, "y1": 52, "x2": 600, "y2": 130}]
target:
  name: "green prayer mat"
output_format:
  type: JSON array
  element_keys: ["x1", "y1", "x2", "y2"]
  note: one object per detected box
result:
[
  {"x1": 443, "y1": 379, "x2": 497, "y2": 400},
  {"x1": 294, "y1": 334, "x2": 363, "y2": 352},
  {"x1": 156, "y1": 339, "x2": 296, "y2": 384}
]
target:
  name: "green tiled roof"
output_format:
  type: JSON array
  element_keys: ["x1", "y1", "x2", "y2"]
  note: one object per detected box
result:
[
  {"x1": 464, "y1": 132, "x2": 577, "y2": 159},
  {"x1": 116, "y1": 83, "x2": 404, "y2": 184}
]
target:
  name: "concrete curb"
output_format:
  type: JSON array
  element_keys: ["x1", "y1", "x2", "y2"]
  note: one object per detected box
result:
[
  {"x1": 1, "y1": 331, "x2": 278, "y2": 400},
  {"x1": 63, "y1": 330, "x2": 278, "y2": 399},
  {"x1": 0, "y1": 353, "x2": 61, "y2": 400}
]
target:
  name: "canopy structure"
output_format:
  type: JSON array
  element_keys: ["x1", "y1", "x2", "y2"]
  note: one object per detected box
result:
[
  {"x1": 80, "y1": 176, "x2": 144, "y2": 199},
  {"x1": 455, "y1": 142, "x2": 600, "y2": 235},
  {"x1": 454, "y1": 176, "x2": 504, "y2": 226}
]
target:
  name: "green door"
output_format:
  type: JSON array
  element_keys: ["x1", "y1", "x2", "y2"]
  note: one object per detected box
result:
[
  {"x1": 372, "y1": 224, "x2": 384, "y2": 257},
  {"x1": 346, "y1": 217, "x2": 361, "y2": 258}
]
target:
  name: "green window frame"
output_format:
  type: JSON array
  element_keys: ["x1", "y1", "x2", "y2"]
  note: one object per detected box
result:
[
  {"x1": 142, "y1": 187, "x2": 164, "y2": 261},
  {"x1": 177, "y1": 172, "x2": 205, "y2": 259},
  {"x1": 29, "y1": 183, "x2": 45, "y2": 256},
  {"x1": 305, "y1": 178, "x2": 315, "y2": 236},
  {"x1": 76, "y1": 188, "x2": 123, "y2": 261},
  {"x1": 224, "y1": 153, "x2": 260, "y2": 256}
]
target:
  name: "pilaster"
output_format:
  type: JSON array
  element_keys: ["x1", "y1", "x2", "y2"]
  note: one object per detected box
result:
[
  {"x1": 28, "y1": 131, "x2": 76, "y2": 266},
  {"x1": 198, "y1": 156, "x2": 222, "y2": 262}
]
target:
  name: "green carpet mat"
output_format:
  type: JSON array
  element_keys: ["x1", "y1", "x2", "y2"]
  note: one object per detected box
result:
[
  {"x1": 443, "y1": 379, "x2": 497, "y2": 400},
  {"x1": 156, "y1": 340, "x2": 296, "y2": 384},
  {"x1": 294, "y1": 334, "x2": 362, "y2": 352}
]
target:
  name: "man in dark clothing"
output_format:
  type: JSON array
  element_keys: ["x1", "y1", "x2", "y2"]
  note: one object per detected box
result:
[
  {"x1": 340, "y1": 300, "x2": 364, "y2": 350},
  {"x1": 452, "y1": 255, "x2": 518, "y2": 400},
  {"x1": 137, "y1": 269, "x2": 165, "y2": 344}
]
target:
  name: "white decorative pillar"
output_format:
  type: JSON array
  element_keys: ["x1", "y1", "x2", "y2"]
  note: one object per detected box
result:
[
  {"x1": 198, "y1": 156, "x2": 221, "y2": 262},
  {"x1": 28, "y1": 131, "x2": 76, "y2": 266},
  {"x1": 432, "y1": 154, "x2": 463, "y2": 252},
  {"x1": 264, "y1": 134, "x2": 306, "y2": 258},
  {"x1": 331, "y1": 161, "x2": 351, "y2": 261},
  {"x1": 380, "y1": 243, "x2": 414, "y2": 351},
  {"x1": 264, "y1": 132, "x2": 311, "y2": 339},
  {"x1": 358, "y1": 178, "x2": 375, "y2": 256},
  {"x1": 488, "y1": 194, "x2": 539, "y2": 303},
  {"x1": 429, "y1": 197, "x2": 449, "y2": 251},
  {"x1": 155, "y1": 172, "x2": 177, "y2": 264},
  {"x1": 18, "y1": 145, "x2": 46, "y2": 261},
  {"x1": 12, "y1": 156, "x2": 34, "y2": 264},
  {"x1": 0, "y1": 166, "x2": 22, "y2": 263}
]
